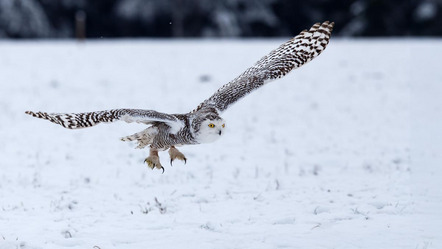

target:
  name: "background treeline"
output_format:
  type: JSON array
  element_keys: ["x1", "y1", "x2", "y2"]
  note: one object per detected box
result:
[{"x1": 0, "y1": 0, "x2": 440, "y2": 39}]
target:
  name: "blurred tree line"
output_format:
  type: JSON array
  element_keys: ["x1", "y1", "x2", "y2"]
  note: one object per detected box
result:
[{"x1": 0, "y1": 0, "x2": 440, "y2": 38}]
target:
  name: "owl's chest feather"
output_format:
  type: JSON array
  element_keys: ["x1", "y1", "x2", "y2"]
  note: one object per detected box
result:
[{"x1": 151, "y1": 121, "x2": 195, "y2": 149}]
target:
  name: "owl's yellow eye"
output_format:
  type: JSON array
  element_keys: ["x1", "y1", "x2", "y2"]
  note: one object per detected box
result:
[
  {"x1": 222, "y1": 124, "x2": 225, "y2": 128},
  {"x1": 208, "y1": 123, "x2": 215, "y2": 128}
]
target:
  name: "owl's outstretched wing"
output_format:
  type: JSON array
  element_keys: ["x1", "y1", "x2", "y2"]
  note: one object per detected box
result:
[
  {"x1": 195, "y1": 21, "x2": 334, "y2": 113},
  {"x1": 25, "y1": 109, "x2": 184, "y2": 133}
]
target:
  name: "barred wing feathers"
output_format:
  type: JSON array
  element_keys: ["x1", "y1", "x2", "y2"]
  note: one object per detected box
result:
[
  {"x1": 25, "y1": 109, "x2": 184, "y2": 133},
  {"x1": 197, "y1": 21, "x2": 334, "y2": 113}
]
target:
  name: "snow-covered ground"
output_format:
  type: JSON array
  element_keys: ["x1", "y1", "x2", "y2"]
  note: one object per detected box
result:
[{"x1": 0, "y1": 38, "x2": 441, "y2": 249}]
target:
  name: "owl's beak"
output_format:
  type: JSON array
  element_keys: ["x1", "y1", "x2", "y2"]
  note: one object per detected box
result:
[{"x1": 219, "y1": 130, "x2": 222, "y2": 135}]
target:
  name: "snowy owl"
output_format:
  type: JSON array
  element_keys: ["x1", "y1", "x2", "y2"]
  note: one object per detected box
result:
[{"x1": 26, "y1": 21, "x2": 334, "y2": 173}]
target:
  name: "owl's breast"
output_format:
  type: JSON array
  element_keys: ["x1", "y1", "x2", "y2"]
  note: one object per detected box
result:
[{"x1": 150, "y1": 124, "x2": 194, "y2": 149}]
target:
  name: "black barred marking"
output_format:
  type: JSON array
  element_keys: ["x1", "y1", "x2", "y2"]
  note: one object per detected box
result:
[
  {"x1": 194, "y1": 21, "x2": 334, "y2": 113},
  {"x1": 25, "y1": 109, "x2": 180, "y2": 130},
  {"x1": 25, "y1": 109, "x2": 195, "y2": 150}
]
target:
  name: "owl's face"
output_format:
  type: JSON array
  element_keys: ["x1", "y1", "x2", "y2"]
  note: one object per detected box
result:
[{"x1": 194, "y1": 117, "x2": 226, "y2": 144}]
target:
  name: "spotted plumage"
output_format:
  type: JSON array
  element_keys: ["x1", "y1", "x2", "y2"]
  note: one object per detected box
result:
[{"x1": 26, "y1": 21, "x2": 334, "y2": 172}]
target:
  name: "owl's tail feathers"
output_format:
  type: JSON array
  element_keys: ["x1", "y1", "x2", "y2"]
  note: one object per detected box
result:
[
  {"x1": 120, "y1": 127, "x2": 158, "y2": 149},
  {"x1": 25, "y1": 111, "x2": 106, "y2": 129}
]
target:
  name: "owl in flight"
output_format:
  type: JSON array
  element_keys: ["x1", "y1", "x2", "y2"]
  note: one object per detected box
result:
[{"x1": 26, "y1": 21, "x2": 334, "y2": 173}]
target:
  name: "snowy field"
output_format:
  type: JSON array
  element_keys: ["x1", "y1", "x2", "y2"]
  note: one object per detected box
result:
[{"x1": 0, "y1": 38, "x2": 441, "y2": 249}]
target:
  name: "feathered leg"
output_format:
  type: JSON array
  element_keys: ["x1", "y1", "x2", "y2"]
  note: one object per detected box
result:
[
  {"x1": 144, "y1": 148, "x2": 164, "y2": 173},
  {"x1": 169, "y1": 146, "x2": 187, "y2": 166}
]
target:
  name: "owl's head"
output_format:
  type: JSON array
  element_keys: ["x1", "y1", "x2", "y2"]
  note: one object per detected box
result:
[{"x1": 192, "y1": 113, "x2": 225, "y2": 144}]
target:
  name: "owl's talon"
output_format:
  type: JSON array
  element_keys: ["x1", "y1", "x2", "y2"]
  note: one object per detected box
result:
[
  {"x1": 144, "y1": 148, "x2": 163, "y2": 172},
  {"x1": 144, "y1": 158, "x2": 156, "y2": 170},
  {"x1": 145, "y1": 158, "x2": 163, "y2": 172},
  {"x1": 169, "y1": 146, "x2": 187, "y2": 165}
]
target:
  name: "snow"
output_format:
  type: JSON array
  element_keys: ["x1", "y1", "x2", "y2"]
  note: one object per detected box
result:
[
  {"x1": 0, "y1": 38, "x2": 441, "y2": 249},
  {"x1": 414, "y1": 2, "x2": 437, "y2": 21}
]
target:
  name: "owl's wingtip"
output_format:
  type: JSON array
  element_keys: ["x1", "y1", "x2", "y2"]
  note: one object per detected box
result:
[
  {"x1": 25, "y1": 110, "x2": 36, "y2": 116},
  {"x1": 325, "y1": 21, "x2": 335, "y2": 30},
  {"x1": 25, "y1": 110, "x2": 48, "y2": 119}
]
